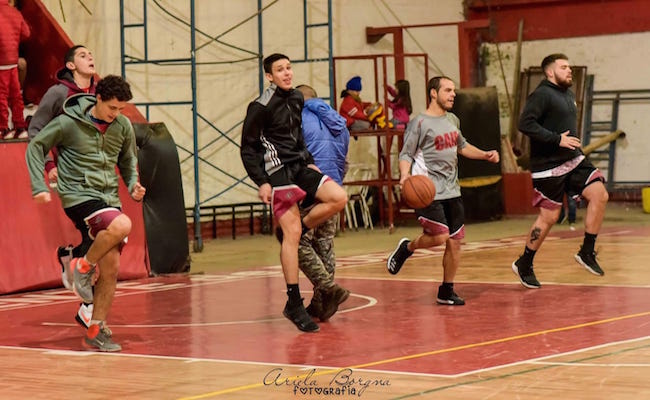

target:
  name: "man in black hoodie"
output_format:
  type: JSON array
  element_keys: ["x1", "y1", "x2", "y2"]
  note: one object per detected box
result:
[
  {"x1": 512, "y1": 53, "x2": 609, "y2": 289},
  {"x1": 241, "y1": 53, "x2": 347, "y2": 333}
]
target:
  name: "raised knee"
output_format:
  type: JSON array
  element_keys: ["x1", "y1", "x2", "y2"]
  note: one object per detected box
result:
[
  {"x1": 335, "y1": 191, "x2": 348, "y2": 210},
  {"x1": 110, "y1": 214, "x2": 132, "y2": 237}
]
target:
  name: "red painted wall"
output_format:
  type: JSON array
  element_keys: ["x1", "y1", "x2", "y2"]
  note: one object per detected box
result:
[
  {"x1": 0, "y1": 142, "x2": 149, "y2": 295},
  {"x1": 466, "y1": 0, "x2": 650, "y2": 43}
]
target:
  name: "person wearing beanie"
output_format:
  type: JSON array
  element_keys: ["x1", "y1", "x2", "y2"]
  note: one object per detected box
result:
[
  {"x1": 339, "y1": 76, "x2": 371, "y2": 131},
  {"x1": 346, "y1": 76, "x2": 362, "y2": 92}
]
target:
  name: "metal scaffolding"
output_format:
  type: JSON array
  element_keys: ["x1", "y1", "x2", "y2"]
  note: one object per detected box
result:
[{"x1": 118, "y1": 0, "x2": 333, "y2": 251}]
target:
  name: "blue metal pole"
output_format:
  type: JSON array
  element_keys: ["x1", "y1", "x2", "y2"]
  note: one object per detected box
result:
[
  {"x1": 143, "y1": 0, "x2": 148, "y2": 60},
  {"x1": 327, "y1": 0, "x2": 334, "y2": 105},
  {"x1": 258, "y1": 0, "x2": 264, "y2": 94},
  {"x1": 190, "y1": 0, "x2": 203, "y2": 252},
  {"x1": 303, "y1": 0, "x2": 308, "y2": 60},
  {"x1": 119, "y1": 0, "x2": 125, "y2": 78}
]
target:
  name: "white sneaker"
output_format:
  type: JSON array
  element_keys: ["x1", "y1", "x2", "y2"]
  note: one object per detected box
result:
[
  {"x1": 75, "y1": 303, "x2": 93, "y2": 329},
  {"x1": 55, "y1": 246, "x2": 74, "y2": 290},
  {"x1": 3, "y1": 129, "x2": 15, "y2": 140}
]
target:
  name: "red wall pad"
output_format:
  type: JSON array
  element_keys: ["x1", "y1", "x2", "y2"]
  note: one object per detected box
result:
[{"x1": 0, "y1": 143, "x2": 149, "y2": 295}]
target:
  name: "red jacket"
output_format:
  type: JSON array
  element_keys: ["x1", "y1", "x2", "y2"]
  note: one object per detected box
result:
[
  {"x1": 0, "y1": 3, "x2": 30, "y2": 65},
  {"x1": 339, "y1": 92, "x2": 370, "y2": 128}
]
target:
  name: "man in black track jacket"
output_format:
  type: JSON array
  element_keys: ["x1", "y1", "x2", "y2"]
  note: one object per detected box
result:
[{"x1": 240, "y1": 53, "x2": 347, "y2": 333}]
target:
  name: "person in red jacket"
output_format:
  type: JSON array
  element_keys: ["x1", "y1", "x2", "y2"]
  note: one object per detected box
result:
[
  {"x1": 0, "y1": 0, "x2": 31, "y2": 139},
  {"x1": 339, "y1": 76, "x2": 371, "y2": 131},
  {"x1": 339, "y1": 75, "x2": 392, "y2": 131}
]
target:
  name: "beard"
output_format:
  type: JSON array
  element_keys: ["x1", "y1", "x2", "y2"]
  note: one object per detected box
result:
[
  {"x1": 557, "y1": 75, "x2": 573, "y2": 89},
  {"x1": 437, "y1": 98, "x2": 453, "y2": 111}
]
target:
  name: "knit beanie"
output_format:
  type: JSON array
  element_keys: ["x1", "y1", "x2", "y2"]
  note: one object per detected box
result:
[{"x1": 346, "y1": 76, "x2": 362, "y2": 91}]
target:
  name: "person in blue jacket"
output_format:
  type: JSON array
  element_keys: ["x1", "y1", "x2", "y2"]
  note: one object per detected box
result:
[{"x1": 296, "y1": 84, "x2": 350, "y2": 322}]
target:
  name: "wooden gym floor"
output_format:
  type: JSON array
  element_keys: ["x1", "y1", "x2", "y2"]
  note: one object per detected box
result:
[{"x1": 1, "y1": 203, "x2": 650, "y2": 399}]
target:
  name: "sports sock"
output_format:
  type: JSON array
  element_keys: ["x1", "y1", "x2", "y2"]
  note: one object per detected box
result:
[
  {"x1": 83, "y1": 256, "x2": 97, "y2": 268},
  {"x1": 287, "y1": 284, "x2": 302, "y2": 306},
  {"x1": 582, "y1": 232, "x2": 597, "y2": 253},
  {"x1": 89, "y1": 320, "x2": 104, "y2": 328},
  {"x1": 518, "y1": 246, "x2": 537, "y2": 268}
]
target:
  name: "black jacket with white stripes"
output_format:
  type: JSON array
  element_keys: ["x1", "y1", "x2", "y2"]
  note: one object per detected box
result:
[{"x1": 240, "y1": 83, "x2": 314, "y2": 187}]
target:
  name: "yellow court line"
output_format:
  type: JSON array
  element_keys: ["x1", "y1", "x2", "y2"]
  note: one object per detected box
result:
[{"x1": 177, "y1": 310, "x2": 650, "y2": 399}]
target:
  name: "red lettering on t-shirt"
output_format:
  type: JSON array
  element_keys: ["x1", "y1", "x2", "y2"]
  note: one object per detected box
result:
[{"x1": 434, "y1": 131, "x2": 459, "y2": 150}]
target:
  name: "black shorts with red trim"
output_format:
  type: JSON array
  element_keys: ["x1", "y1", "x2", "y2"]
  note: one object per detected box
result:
[
  {"x1": 532, "y1": 158, "x2": 605, "y2": 210},
  {"x1": 415, "y1": 196, "x2": 465, "y2": 240}
]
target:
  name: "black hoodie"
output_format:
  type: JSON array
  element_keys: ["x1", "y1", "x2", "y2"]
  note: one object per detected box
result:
[{"x1": 518, "y1": 79, "x2": 582, "y2": 172}]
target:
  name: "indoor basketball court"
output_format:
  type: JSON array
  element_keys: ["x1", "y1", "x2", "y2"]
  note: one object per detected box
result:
[{"x1": 1, "y1": 221, "x2": 649, "y2": 399}]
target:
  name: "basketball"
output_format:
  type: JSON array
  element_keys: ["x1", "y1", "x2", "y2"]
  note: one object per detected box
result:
[{"x1": 401, "y1": 175, "x2": 436, "y2": 209}]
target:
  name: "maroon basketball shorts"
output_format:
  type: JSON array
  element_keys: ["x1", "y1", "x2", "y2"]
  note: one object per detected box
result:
[
  {"x1": 268, "y1": 162, "x2": 330, "y2": 218},
  {"x1": 64, "y1": 199, "x2": 128, "y2": 251}
]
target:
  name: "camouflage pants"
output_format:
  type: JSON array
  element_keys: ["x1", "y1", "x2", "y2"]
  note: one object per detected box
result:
[{"x1": 298, "y1": 213, "x2": 338, "y2": 290}]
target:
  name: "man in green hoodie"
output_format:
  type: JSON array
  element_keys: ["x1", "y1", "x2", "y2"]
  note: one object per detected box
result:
[{"x1": 26, "y1": 75, "x2": 145, "y2": 352}]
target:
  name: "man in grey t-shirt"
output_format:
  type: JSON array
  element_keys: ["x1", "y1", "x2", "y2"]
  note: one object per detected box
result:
[{"x1": 386, "y1": 76, "x2": 499, "y2": 305}]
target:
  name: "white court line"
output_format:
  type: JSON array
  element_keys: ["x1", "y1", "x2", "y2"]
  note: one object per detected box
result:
[
  {"x1": 530, "y1": 362, "x2": 650, "y2": 367},
  {"x1": 41, "y1": 292, "x2": 378, "y2": 329},
  {"x1": 1, "y1": 335, "x2": 649, "y2": 380}
]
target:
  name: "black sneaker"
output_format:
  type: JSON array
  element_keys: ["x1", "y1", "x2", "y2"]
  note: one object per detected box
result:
[
  {"x1": 387, "y1": 238, "x2": 413, "y2": 275},
  {"x1": 283, "y1": 301, "x2": 319, "y2": 332},
  {"x1": 319, "y1": 284, "x2": 351, "y2": 321},
  {"x1": 511, "y1": 260, "x2": 541, "y2": 289},
  {"x1": 574, "y1": 247, "x2": 604, "y2": 276},
  {"x1": 436, "y1": 286, "x2": 465, "y2": 305}
]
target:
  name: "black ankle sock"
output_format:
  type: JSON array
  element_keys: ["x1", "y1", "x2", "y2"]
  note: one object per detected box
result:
[
  {"x1": 582, "y1": 233, "x2": 597, "y2": 253},
  {"x1": 518, "y1": 246, "x2": 537, "y2": 267},
  {"x1": 441, "y1": 282, "x2": 454, "y2": 290},
  {"x1": 287, "y1": 284, "x2": 302, "y2": 306}
]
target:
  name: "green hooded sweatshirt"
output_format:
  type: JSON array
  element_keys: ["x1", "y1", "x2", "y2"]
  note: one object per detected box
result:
[{"x1": 25, "y1": 94, "x2": 139, "y2": 209}]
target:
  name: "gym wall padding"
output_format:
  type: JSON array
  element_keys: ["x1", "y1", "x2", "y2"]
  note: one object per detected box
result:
[
  {"x1": 134, "y1": 123, "x2": 190, "y2": 275},
  {"x1": 0, "y1": 142, "x2": 149, "y2": 295},
  {"x1": 452, "y1": 86, "x2": 504, "y2": 221}
]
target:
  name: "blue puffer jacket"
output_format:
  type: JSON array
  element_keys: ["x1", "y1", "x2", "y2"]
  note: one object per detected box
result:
[{"x1": 301, "y1": 98, "x2": 350, "y2": 185}]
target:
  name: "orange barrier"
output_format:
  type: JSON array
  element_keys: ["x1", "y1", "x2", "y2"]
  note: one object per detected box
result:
[{"x1": 0, "y1": 142, "x2": 149, "y2": 294}]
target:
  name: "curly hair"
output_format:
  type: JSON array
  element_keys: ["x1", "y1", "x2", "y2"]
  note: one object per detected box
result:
[{"x1": 96, "y1": 75, "x2": 133, "y2": 102}]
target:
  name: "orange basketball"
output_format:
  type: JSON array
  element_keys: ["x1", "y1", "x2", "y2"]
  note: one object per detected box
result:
[{"x1": 401, "y1": 175, "x2": 436, "y2": 209}]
